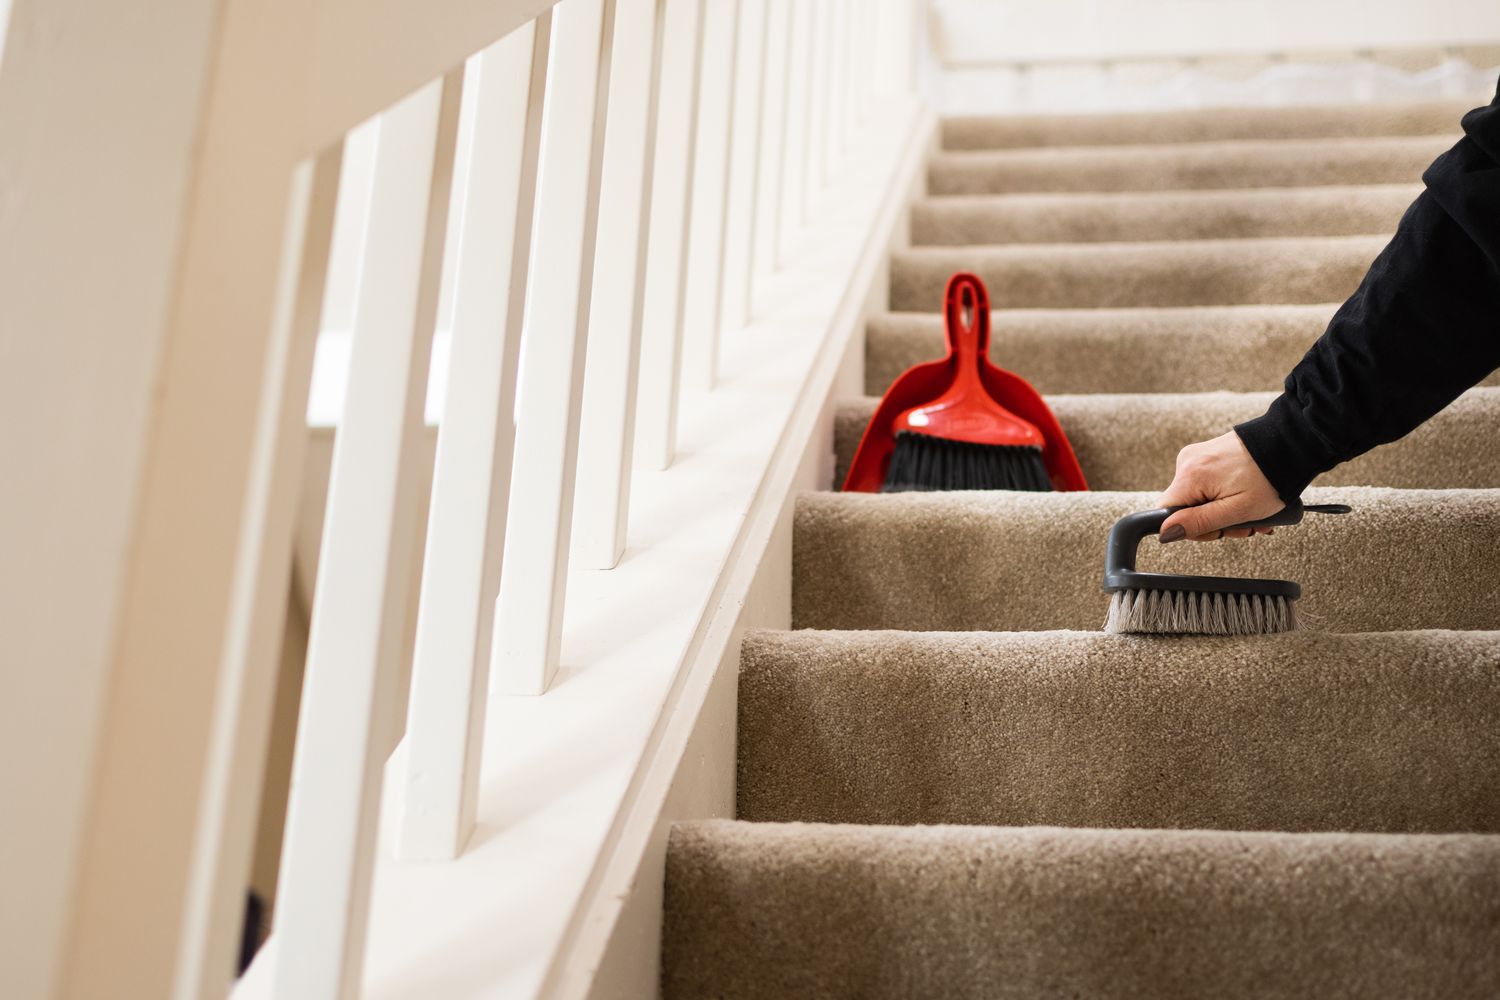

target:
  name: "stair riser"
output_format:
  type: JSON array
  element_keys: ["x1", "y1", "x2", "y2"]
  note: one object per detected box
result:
[
  {"x1": 865, "y1": 306, "x2": 1333, "y2": 395},
  {"x1": 833, "y1": 389, "x2": 1500, "y2": 492},
  {"x1": 793, "y1": 488, "x2": 1500, "y2": 633},
  {"x1": 940, "y1": 101, "x2": 1471, "y2": 150},
  {"x1": 929, "y1": 136, "x2": 1450, "y2": 194},
  {"x1": 890, "y1": 237, "x2": 1383, "y2": 311},
  {"x1": 912, "y1": 186, "x2": 1416, "y2": 245},
  {"x1": 665, "y1": 822, "x2": 1500, "y2": 1000},
  {"x1": 738, "y1": 629, "x2": 1500, "y2": 830}
]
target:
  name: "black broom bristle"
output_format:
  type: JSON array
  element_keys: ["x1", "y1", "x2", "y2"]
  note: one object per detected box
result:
[{"x1": 881, "y1": 430, "x2": 1053, "y2": 492}]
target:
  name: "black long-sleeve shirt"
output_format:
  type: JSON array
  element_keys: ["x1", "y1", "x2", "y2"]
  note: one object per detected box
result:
[{"x1": 1235, "y1": 78, "x2": 1500, "y2": 501}]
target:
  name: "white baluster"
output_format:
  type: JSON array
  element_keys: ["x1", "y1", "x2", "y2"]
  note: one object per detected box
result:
[
  {"x1": 398, "y1": 17, "x2": 551, "y2": 863},
  {"x1": 273, "y1": 70, "x2": 463, "y2": 1000},
  {"x1": 633, "y1": 0, "x2": 704, "y2": 470},
  {"x1": 825, "y1": 0, "x2": 848, "y2": 166},
  {"x1": 805, "y1": 0, "x2": 833, "y2": 203},
  {"x1": 752, "y1": 0, "x2": 793, "y2": 290},
  {"x1": 717, "y1": 0, "x2": 769, "y2": 334},
  {"x1": 572, "y1": 0, "x2": 666, "y2": 570},
  {"x1": 678, "y1": 0, "x2": 740, "y2": 392},
  {"x1": 493, "y1": 0, "x2": 616, "y2": 696},
  {"x1": 778, "y1": 0, "x2": 815, "y2": 257},
  {"x1": 175, "y1": 142, "x2": 344, "y2": 1000}
]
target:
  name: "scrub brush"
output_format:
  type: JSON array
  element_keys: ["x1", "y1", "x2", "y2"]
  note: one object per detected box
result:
[{"x1": 1102, "y1": 500, "x2": 1351, "y2": 635}]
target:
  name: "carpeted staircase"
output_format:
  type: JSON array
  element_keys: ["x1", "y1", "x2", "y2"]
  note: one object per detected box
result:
[{"x1": 662, "y1": 100, "x2": 1500, "y2": 998}]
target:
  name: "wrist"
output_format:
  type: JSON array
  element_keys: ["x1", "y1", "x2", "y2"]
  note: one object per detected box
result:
[{"x1": 1233, "y1": 394, "x2": 1334, "y2": 503}]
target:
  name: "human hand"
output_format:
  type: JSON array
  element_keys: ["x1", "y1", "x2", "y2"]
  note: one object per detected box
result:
[{"x1": 1157, "y1": 431, "x2": 1284, "y2": 542}]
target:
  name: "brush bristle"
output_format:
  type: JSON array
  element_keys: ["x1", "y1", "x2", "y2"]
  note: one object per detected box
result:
[
  {"x1": 882, "y1": 431, "x2": 1052, "y2": 492},
  {"x1": 1104, "y1": 589, "x2": 1298, "y2": 635}
]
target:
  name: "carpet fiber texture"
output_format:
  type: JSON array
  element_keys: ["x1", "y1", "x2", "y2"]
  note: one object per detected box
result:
[
  {"x1": 864, "y1": 304, "x2": 1338, "y2": 394},
  {"x1": 891, "y1": 235, "x2": 1385, "y2": 311},
  {"x1": 737, "y1": 628, "x2": 1500, "y2": 830},
  {"x1": 664, "y1": 821, "x2": 1500, "y2": 1000},
  {"x1": 911, "y1": 184, "x2": 1417, "y2": 245},
  {"x1": 833, "y1": 388, "x2": 1500, "y2": 491},
  {"x1": 939, "y1": 99, "x2": 1474, "y2": 149},
  {"x1": 792, "y1": 487, "x2": 1500, "y2": 632},
  {"x1": 928, "y1": 135, "x2": 1452, "y2": 194}
]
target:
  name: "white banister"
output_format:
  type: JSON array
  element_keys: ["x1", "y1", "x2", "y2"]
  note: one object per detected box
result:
[
  {"x1": 717, "y1": 0, "x2": 769, "y2": 333},
  {"x1": 752, "y1": 0, "x2": 792, "y2": 287},
  {"x1": 493, "y1": 0, "x2": 616, "y2": 695},
  {"x1": 571, "y1": 0, "x2": 666, "y2": 570},
  {"x1": 678, "y1": 0, "x2": 740, "y2": 391},
  {"x1": 778, "y1": 0, "x2": 815, "y2": 258},
  {"x1": 272, "y1": 72, "x2": 463, "y2": 999},
  {"x1": 633, "y1": 0, "x2": 704, "y2": 470},
  {"x1": 398, "y1": 17, "x2": 551, "y2": 862}
]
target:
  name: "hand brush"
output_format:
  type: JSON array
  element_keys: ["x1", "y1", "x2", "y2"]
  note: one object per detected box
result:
[
  {"x1": 842, "y1": 273, "x2": 1087, "y2": 493},
  {"x1": 1102, "y1": 500, "x2": 1352, "y2": 635}
]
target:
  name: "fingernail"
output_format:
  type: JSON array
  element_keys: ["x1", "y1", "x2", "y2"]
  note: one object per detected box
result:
[{"x1": 1159, "y1": 525, "x2": 1187, "y2": 544}]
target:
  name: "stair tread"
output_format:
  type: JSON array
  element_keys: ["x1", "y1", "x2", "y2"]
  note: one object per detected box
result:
[
  {"x1": 890, "y1": 235, "x2": 1385, "y2": 310},
  {"x1": 738, "y1": 628, "x2": 1500, "y2": 831},
  {"x1": 665, "y1": 819, "x2": 1500, "y2": 1000},
  {"x1": 833, "y1": 387, "x2": 1500, "y2": 492},
  {"x1": 939, "y1": 99, "x2": 1475, "y2": 150},
  {"x1": 792, "y1": 486, "x2": 1500, "y2": 633},
  {"x1": 929, "y1": 134, "x2": 1450, "y2": 194},
  {"x1": 911, "y1": 183, "x2": 1418, "y2": 244}
]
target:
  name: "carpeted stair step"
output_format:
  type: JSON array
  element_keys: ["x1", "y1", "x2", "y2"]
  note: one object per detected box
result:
[
  {"x1": 928, "y1": 135, "x2": 1450, "y2": 195},
  {"x1": 831, "y1": 388, "x2": 1500, "y2": 491},
  {"x1": 912, "y1": 184, "x2": 1417, "y2": 245},
  {"x1": 663, "y1": 820, "x2": 1500, "y2": 1000},
  {"x1": 792, "y1": 486, "x2": 1500, "y2": 633},
  {"x1": 737, "y1": 628, "x2": 1500, "y2": 830},
  {"x1": 889, "y1": 235, "x2": 1383, "y2": 311},
  {"x1": 939, "y1": 99, "x2": 1473, "y2": 150},
  {"x1": 865, "y1": 304, "x2": 1335, "y2": 395}
]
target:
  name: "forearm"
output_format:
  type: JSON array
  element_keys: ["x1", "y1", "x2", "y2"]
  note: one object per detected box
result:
[{"x1": 1235, "y1": 86, "x2": 1500, "y2": 501}]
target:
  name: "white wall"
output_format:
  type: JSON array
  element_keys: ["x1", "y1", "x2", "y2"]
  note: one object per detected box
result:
[{"x1": 924, "y1": 0, "x2": 1500, "y2": 112}]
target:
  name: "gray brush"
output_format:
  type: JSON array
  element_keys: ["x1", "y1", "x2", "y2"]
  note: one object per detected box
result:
[{"x1": 1102, "y1": 500, "x2": 1351, "y2": 636}]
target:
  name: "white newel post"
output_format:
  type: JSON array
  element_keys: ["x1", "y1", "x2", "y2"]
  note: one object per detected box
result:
[
  {"x1": 493, "y1": 0, "x2": 617, "y2": 695},
  {"x1": 633, "y1": 0, "x2": 705, "y2": 470},
  {"x1": 272, "y1": 73, "x2": 463, "y2": 1000},
  {"x1": 572, "y1": 0, "x2": 666, "y2": 570},
  {"x1": 399, "y1": 17, "x2": 552, "y2": 863}
]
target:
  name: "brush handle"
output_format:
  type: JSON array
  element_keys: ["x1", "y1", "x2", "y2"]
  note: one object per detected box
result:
[{"x1": 1105, "y1": 500, "x2": 1351, "y2": 577}]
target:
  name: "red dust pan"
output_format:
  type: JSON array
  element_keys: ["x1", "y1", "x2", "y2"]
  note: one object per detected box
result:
[{"x1": 843, "y1": 272, "x2": 1087, "y2": 492}]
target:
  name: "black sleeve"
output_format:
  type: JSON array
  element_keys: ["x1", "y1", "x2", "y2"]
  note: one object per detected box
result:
[{"x1": 1234, "y1": 79, "x2": 1500, "y2": 503}]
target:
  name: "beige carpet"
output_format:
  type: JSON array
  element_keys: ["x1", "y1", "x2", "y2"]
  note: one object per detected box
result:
[
  {"x1": 912, "y1": 184, "x2": 1418, "y2": 245},
  {"x1": 929, "y1": 135, "x2": 1452, "y2": 194},
  {"x1": 865, "y1": 304, "x2": 1338, "y2": 394},
  {"x1": 939, "y1": 99, "x2": 1473, "y2": 149},
  {"x1": 664, "y1": 821, "x2": 1500, "y2": 1000},
  {"x1": 891, "y1": 235, "x2": 1386, "y2": 311},
  {"x1": 662, "y1": 98, "x2": 1500, "y2": 998},
  {"x1": 792, "y1": 487, "x2": 1500, "y2": 633},
  {"x1": 737, "y1": 628, "x2": 1500, "y2": 830},
  {"x1": 833, "y1": 388, "x2": 1500, "y2": 491},
  {"x1": 863, "y1": 307, "x2": 1500, "y2": 398}
]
